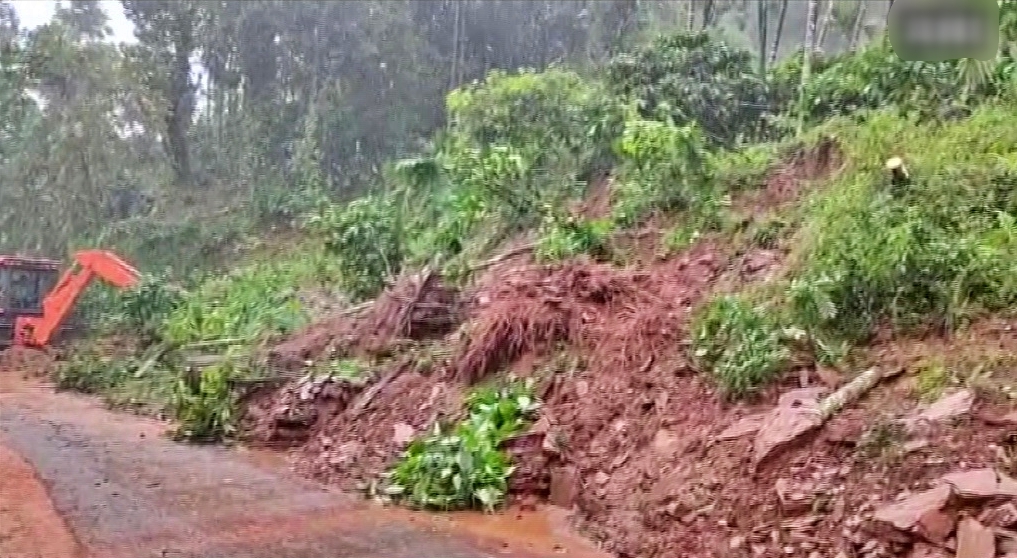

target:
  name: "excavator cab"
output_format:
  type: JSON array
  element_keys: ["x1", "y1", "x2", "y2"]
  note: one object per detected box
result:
[{"x1": 0, "y1": 256, "x2": 62, "y2": 347}]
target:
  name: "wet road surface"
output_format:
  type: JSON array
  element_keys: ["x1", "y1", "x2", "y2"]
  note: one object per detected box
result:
[{"x1": 0, "y1": 375, "x2": 608, "y2": 558}]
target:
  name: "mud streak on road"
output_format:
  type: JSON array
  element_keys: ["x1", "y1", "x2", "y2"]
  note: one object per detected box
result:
[{"x1": 0, "y1": 377, "x2": 607, "y2": 558}]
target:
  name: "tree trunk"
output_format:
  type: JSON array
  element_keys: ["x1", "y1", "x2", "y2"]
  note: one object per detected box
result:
[
  {"x1": 757, "y1": 0, "x2": 768, "y2": 74},
  {"x1": 701, "y1": 0, "x2": 716, "y2": 29},
  {"x1": 816, "y1": 0, "x2": 835, "y2": 52},
  {"x1": 848, "y1": 2, "x2": 867, "y2": 50},
  {"x1": 797, "y1": 0, "x2": 819, "y2": 134},
  {"x1": 768, "y1": 0, "x2": 789, "y2": 66},
  {"x1": 686, "y1": 0, "x2": 695, "y2": 30},
  {"x1": 448, "y1": 0, "x2": 460, "y2": 92}
]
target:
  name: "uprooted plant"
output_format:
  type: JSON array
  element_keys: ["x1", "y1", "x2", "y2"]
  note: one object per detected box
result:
[
  {"x1": 382, "y1": 378, "x2": 540, "y2": 511},
  {"x1": 171, "y1": 359, "x2": 240, "y2": 443}
]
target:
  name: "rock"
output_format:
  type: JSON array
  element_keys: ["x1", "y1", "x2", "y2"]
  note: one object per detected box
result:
[
  {"x1": 976, "y1": 410, "x2": 1017, "y2": 426},
  {"x1": 729, "y1": 535, "x2": 746, "y2": 550},
  {"x1": 903, "y1": 439, "x2": 931, "y2": 453},
  {"x1": 392, "y1": 423, "x2": 416, "y2": 445},
  {"x1": 774, "y1": 479, "x2": 814, "y2": 516},
  {"x1": 549, "y1": 465, "x2": 581, "y2": 508},
  {"x1": 753, "y1": 407, "x2": 823, "y2": 466},
  {"x1": 979, "y1": 502, "x2": 1017, "y2": 528},
  {"x1": 652, "y1": 429, "x2": 681, "y2": 455},
  {"x1": 593, "y1": 471, "x2": 610, "y2": 485},
  {"x1": 905, "y1": 390, "x2": 974, "y2": 430},
  {"x1": 327, "y1": 440, "x2": 364, "y2": 466},
  {"x1": 575, "y1": 380, "x2": 589, "y2": 397},
  {"x1": 872, "y1": 485, "x2": 952, "y2": 532},
  {"x1": 940, "y1": 469, "x2": 1017, "y2": 499},
  {"x1": 717, "y1": 414, "x2": 766, "y2": 441},
  {"x1": 955, "y1": 518, "x2": 995, "y2": 558},
  {"x1": 541, "y1": 430, "x2": 560, "y2": 455},
  {"x1": 530, "y1": 416, "x2": 551, "y2": 434},
  {"x1": 907, "y1": 542, "x2": 951, "y2": 558},
  {"x1": 913, "y1": 508, "x2": 955, "y2": 544}
]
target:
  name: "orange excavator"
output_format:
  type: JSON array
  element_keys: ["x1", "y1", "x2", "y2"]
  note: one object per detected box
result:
[{"x1": 0, "y1": 250, "x2": 140, "y2": 349}]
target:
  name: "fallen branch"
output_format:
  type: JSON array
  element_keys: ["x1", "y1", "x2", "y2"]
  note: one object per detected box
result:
[
  {"x1": 469, "y1": 243, "x2": 536, "y2": 272},
  {"x1": 347, "y1": 361, "x2": 409, "y2": 417},
  {"x1": 753, "y1": 367, "x2": 902, "y2": 467}
]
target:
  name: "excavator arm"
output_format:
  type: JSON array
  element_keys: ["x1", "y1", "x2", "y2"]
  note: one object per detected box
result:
[{"x1": 13, "y1": 250, "x2": 140, "y2": 348}]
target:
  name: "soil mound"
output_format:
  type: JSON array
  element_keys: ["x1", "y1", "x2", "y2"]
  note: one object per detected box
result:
[
  {"x1": 239, "y1": 375, "x2": 363, "y2": 447},
  {"x1": 764, "y1": 135, "x2": 843, "y2": 207},
  {"x1": 244, "y1": 144, "x2": 1017, "y2": 558},
  {"x1": 283, "y1": 242, "x2": 727, "y2": 495},
  {"x1": 295, "y1": 365, "x2": 463, "y2": 487},
  {"x1": 456, "y1": 243, "x2": 724, "y2": 385}
]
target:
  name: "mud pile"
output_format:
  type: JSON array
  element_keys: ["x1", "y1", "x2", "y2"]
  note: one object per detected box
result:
[
  {"x1": 239, "y1": 375, "x2": 362, "y2": 447},
  {"x1": 246, "y1": 141, "x2": 1017, "y2": 558},
  {"x1": 244, "y1": 270, "x2": 462, "y2": 446},
  {"x1": 285, "y1": 242, "x2": 727, "y2": 497},
  {"x1": 453, "y1": 250, "x2": 722, "y2": 384}
]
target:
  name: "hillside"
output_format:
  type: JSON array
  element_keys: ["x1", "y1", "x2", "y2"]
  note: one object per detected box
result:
[
  {"x1": 6, "y1": 6, "x2": 1017, "y2": 558},
  {"x1": 237, "y1": 106, "x2": 1017, "y2": 558}
]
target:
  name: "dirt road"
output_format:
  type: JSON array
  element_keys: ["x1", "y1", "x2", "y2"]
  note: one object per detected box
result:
[{"x1": 0, "y1": 375, "x2": 606, "y2": 558}]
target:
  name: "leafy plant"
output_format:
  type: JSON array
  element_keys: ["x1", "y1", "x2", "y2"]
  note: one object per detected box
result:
[
  {"x1": 692, "y1": 295, "x2": 790, "y2": 398},
  {"x1": 446, "y1": 68, "x2": 622, "y2": 177},
  {"x1": 612, "y1": 117, "x2": 718, "y2": 228},
  {"x1": 54, "y1": 348, "x2": 136, "y2": 394},
  {"x1": 162, "y1": 263, "x2": 308, "y2": 344},
  {"x1": 171, "y1": 360, "x2": 237, "y2": 442},
  {"x1": 113, "y1": 274, "x2": 186, "y2": 344},
  {"x1": 307, "y1": 195, "x2": 404, "y2": 301},
  {"x1": 789, "y1": 108, "x2": 1017, "y2": 340},
  {"x1": 535, "y1": 208, "x2": 614, "y2": 262},
  {"x1": 772, "y1": 34, "x2": 1015, "y2": 128},
  {"x1": 606, "y1": 32, "x2": 779, "y2": 148},
  {"x1": 385, "y1": 379, "x2": 540, "y2": 511}
]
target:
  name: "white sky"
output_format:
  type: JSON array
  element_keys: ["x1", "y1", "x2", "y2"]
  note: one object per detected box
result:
[{"x1": 10, "y1": 0, "x2": 136, "y2": 43}]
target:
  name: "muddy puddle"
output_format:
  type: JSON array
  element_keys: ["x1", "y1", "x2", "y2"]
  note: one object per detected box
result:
[{"x1": 235, "y1": 446, "x2": 607, "y2": 557}]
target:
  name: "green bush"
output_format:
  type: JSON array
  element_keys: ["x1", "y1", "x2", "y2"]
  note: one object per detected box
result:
[
  {"x1": 171, "y1": 360, "x2": 237, "y2": 442},
  {"x1": 113, "y1": 274, "x2": 186, "y2": 344},
  {"x1": 446, "y1": 68, "x2": 622, "y2": 176},
  {"x1": 535, "y1": 208, "x2": 614, "y2": 262},
  {"x1": 385, "y1": 379, "x2": 540, "y2": 511},
  {"x1": 606, "y1": 32, "x2": 778, "y2": 148},
  {"x1": 54, "y1": 349, "x2": 135, "y2": 394},
  {"x1": 692, "y1": 295, "x2": 790, "y2": 398},
  {"x1": 789, "y1": 107, "x2": 1017, "y2": 340},
  {"x1": 161, "y1": 260, "x2": 313, "y2": 344},
  {"x1": 771, "y1": 35, "x2": 1016, "y2": 127},
  {"x1": 307, "y1": 194, "x2": 404, "y2": 301},
  {"x1": 612, "y1": 117, "x2": 718, "y2": 228}
]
